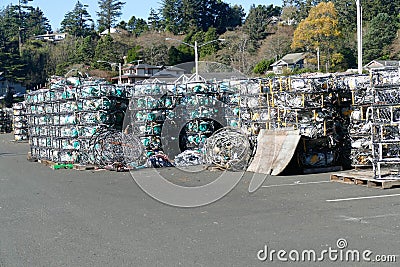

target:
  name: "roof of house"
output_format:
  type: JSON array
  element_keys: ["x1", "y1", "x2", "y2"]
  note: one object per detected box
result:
[
  {"x1": 271, "y1": 52, "x2": 306, "y2": 66},
  {"x1": 123, "y1": 63, "x2": 162, "y2": 70},
  {"x1": 162, "y1": 66, "x2": 186, "y2": 72},
  {"x1": 364, "y1": 60, "x2": 400, "y2": 69}
]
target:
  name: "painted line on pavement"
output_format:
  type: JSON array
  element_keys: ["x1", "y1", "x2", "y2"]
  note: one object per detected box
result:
[
  {"x1": 262, "y1": 181, "x2": 330, "y2": 188},
  {"x1": 327, "y1": 193, "x2": 400, "y2": 202}
]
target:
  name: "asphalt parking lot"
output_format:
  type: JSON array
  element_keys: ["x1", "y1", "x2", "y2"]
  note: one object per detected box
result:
[{"x1": 0, "y1": 133, "x2": 399, "y2": 266}]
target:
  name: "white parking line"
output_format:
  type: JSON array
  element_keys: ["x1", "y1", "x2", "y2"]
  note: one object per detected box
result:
[
  {"x1": 262, "y1": 181, "x2": 330, "y2": 188},
  {"x1": 327, "y1": 193, "x2": 400, "y2": 202}
]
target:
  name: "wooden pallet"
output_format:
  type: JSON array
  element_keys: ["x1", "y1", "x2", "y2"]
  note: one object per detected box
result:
[
  {"x1": 34, "y1": 158, "x2": 104, "y2": 171},
  {"x1": 27, "y1": 152, "x2": 38, "y2": 162},
  {"x1": 73, "y1": 164, "x2": 96, "y2": 171},
  {"x1": 330, "y1": 170, "x2": 400, "y2": 189}
]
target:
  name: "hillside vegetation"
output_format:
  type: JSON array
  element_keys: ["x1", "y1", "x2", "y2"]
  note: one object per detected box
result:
[{"x1": 1, "y1": 0, "x2": 399, "y2": 89}]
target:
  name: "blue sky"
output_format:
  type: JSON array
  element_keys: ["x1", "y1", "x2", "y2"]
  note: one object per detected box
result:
[{"x1": 2, "y1": 0, "x2": 283, "y2": 30}]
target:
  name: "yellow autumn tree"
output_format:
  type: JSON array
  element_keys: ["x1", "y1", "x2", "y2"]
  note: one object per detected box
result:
[{"x1": 291, "y1": 2, "x2": 341, "y2": 72}]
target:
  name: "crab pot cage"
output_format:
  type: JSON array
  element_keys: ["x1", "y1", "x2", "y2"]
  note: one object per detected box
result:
[
  {"x1": 25, "y1": 77, "x2": 131, "y2": 167},
  {"x1": 12, "y1": 102, "x2": 28, "y2": 141},
  {"x1": 0, "y1": 108, "x2": 12, "y2": 134}
]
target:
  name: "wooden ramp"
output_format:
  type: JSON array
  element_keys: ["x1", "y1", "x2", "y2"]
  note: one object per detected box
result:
[
  {"x1": 330, "y1": 169, "x2": 400, "y2": 189},
  {"x1": 247, "y1": 129, "x2": 301, "y2": 176}
]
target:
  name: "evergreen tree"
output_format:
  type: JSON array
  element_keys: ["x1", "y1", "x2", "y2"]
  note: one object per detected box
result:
[
  {"x1": 61, "y1": 1, "x2": 93, "y2": 37},
  {"x1": 226, "y1": 4, "x2": 245, "y2": 30},
  {"x1": 283, "y1": 0, "x2": 322, "y2": 23},
  {"x1": 75, "y1": 36, "x2": 95, "y2": 64},
  {"x1": 148, "y1": 8, "x2": 162, "y2": 32},
  {"x1": 244, "y1": 4, "x2": 282, "y2": 42},
  {"x1": 160, "y1": 0, "x2": 245, "y2": 35},
  {"x1": 362, "y1": 0, "x2": 400, "y2": 21},
  {"x1": 125, "y1": 45, "x2": 142, "y2": 63},
  {"x1": 364, "y1": 13, "x2": 398, "y2": 61},
  {"x1": 200, "y1": 28, "x2": 220, "y2": 58},
  {"x1": 167, "y1": 46, "x2": 182, "y2": 65},
  {"x1": 161, "y1": 0, "x2": 183, "y2": 34},
  {"x1": 25, "y1": 7, "x2": 51, "y2": 37},
  {"x1": 253, "y1": 58, "x2": 274, "y2": 74},
  {"x1": 127, "y1": 16, "x2": 148, "y2": 36},
  {"x1": 116, "y1": 20, "x2": 127, "y2": 30},
  {"x1": 0, "y1": 51, "x2": 26, "y2": 84},
  {"x1": 0, "y1": 6, "x2": 19, "y2": 47},
  {"x1": 94, "y1": 35, "x2": 121, "y2": 68},
  {"x1": 21, "y1": 40, "x2": 49, "y2": 88},
  {"x1": 97, "y1": 0, "x2": 125, "y2": 33},
  {"x1": 0, "y1": 6, "x2": 26, "y2": 85}
]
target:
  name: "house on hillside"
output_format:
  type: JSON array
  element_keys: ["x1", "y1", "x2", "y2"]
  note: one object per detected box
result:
[
  {"x1": 34, "y1": 32, "x2": 66, "y2": 42},
  {"x1": 111, "y1": 64, "x2": 190, "y2": 84},
  {"x1": 100, "y1": 28, "x2": 129, "y2": 36},
  {"x1": 363, "y1": 60, "x2": 400, "y2": 70},
  {"x1": 271, "y1": 52, "x2": 306, "y2": 74},
  {"x1": 112, "y1": 63, "x2": 163, "y2": 84}
]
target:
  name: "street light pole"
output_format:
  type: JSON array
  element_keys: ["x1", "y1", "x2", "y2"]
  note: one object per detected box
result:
[
  {"x1": 165, "y1": 38, "x2": 225, "y2": 81},
  {"x1": 356, "y1": 0, "x2": 363, "y2": 74},
  {"x1": 118, "y1": 62, "x2": 122, "y2": 84},
  {"x1": 194, "y1": 41, "x2": 199, "y2": 81}
]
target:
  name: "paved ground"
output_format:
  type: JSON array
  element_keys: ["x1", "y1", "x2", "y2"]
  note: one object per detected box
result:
[{"x1": 0, "y1": 133, "x2": 399, "y2": 266}]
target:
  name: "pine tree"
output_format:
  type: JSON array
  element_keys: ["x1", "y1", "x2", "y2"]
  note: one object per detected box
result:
[
  {"x1": 75, "y1": 36, "x2": 95, "y2": 64},
  {"x1": 61, "y1": 1, "x2": 93, "y2": 37},
  {"x1": 97, "y1": 0, "x2": 125, "y2": 34},
  {"x1": 93, "y1": 35, "x2": 121, "y2": 68},
  {"x1": 127, "y1": 16, "x2": 148, "y2": 36},
  {"x1": 244, "y1": 4, "x2": 282, "y2": 42},
  {"x1": 364, "y1": 13, "x2": 398, "y2": 61},
  {"x1": 160, "y1": 0, "x2": 183, "y2": 34},
  {"x1": 148, "y1": 8, "x2": 161, "y2": 32}
]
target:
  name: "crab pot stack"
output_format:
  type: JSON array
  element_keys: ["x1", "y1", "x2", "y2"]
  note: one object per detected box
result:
[
  {"x1": 127, "y1": 82, "x2": 234, "y2": 167},
  {"x1": 74, "y1": 83, "x2": 129, "y2": 166},
  {"x1": 12, "y1": 102, "x2": 28, "y2": 141},
  {"x1": 0, "y1": 108, "x2": 12, "y2": 133},
  {"x1": 347, "y1": 74, "x2": 373, "y2": 167},
  {"x1": 174, "y1": 83, "x2": 226, "y2": 153},
  {"x1": 25, "y1": 78, "x2": 130, "y2": 166},
  {"x1": 128, "y1": 83, "x2": 175, "y2": 161},
  {"x1": 370, "y1": 68, "x2": 400, "y2": 179},
  {"x1": 229, "y1": 79, "x2": 268, "y2": 148},
  {"x1": 259, "y1": 75, "x2": 352, "y2": 169}
]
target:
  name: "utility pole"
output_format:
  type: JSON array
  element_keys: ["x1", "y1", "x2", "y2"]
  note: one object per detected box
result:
[
  {"x1": 165, "y1": 38, "x2": 225, "y2": 81},
  {"x1": 194, "y1": 41, "x2": 199, "y2": 81},
  {"x1": 356, "y1": 0, "x2": 363, "y2": 74}
]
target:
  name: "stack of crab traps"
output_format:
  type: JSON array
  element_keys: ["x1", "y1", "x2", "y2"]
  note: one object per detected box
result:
[
  {"x1": 25, "y1": 77, "x2": 130, "y2": 166},
  {"x1": 12, "y1": 102, "x2": 28, "y2": 141}
]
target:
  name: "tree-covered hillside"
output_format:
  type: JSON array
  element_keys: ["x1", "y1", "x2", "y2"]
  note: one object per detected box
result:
[{"x1": 1, "y1": 0, "x2": 399, "y2": 90}]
